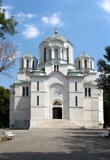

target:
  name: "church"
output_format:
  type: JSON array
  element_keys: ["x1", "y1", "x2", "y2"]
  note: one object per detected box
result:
[{"x1": 10, "y1": 29, "x2": 104, "y2": 129}]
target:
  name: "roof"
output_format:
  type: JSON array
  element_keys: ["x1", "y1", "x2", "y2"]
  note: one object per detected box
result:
[
  {"x1": 41, "y1": 29, "x2": 73, "y2": 47},
  {"x1": 76, "y1": 52, "x2": 94, "y2": 60},
  {"x1": 22, "y1": 51, "x2": 36, "y2": 59}
]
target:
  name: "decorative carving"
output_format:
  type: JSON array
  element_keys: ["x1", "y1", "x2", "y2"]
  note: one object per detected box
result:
[
  {"x1": 12, "y1": 91, "x2": 15, "y2": 95},
  {"x1": 25, "y1": 69, "x2": 30, "y2": 76},
  {"x1": 54, "y1": 89, "x2": 60, "y2": 95}
]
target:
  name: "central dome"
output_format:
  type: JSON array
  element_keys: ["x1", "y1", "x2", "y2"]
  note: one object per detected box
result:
[{"x1": 43, "y1": 29, "x2": 73, "y2": 46}]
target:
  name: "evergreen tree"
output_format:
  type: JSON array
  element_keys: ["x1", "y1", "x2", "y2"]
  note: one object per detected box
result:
[
  {"x1": 0, "y1": 0, "x2": 18, "y2": 39},
  {"x1": 97, "y1": 46, "x2": 110, "y2": 126}
]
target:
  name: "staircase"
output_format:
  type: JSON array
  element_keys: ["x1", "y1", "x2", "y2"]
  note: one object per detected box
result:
[{"x1": 33, "y1": 119, "x2": 80, "y2": 129}]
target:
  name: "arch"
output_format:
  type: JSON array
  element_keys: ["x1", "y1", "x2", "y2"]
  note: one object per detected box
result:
[{"x1": 53, "y1": 101, "x2": 62, "y2": 105}]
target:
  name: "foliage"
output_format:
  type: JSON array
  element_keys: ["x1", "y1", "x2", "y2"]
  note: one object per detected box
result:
[
  {"x1": 0, "y1": 86, "x2": 10, "y2": 128},
  {"x1": 97, "y1": 46, "x2": 110, "y2": 126},
  {"x1": 0, "y1": 40, "x2": 18, "y2": 77},
  {"x1": 97, "y1": 46, "x2": 110, "y2": 93},
  {"x1": 0, "y1": 0, "x2": 18, "y2": 39}
]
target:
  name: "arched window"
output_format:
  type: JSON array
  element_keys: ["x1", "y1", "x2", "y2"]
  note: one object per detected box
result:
[
  {"x1": 53, "y1": 101, "x2": 62, "y2": 105},
  {"x1": 21, "y1": 60, "x2": 24, "y2": 68},
  {"x1": 27, "y1": 60, "x2": 29, "y2": 68},
  {"x1": 22, "y1": 87, "x2": 25, "y2": 96},
  {"x1": 85, "y1": 60, "x2": 87, "y2": 68},
  {"x1": 49, "y1": 50, "x2": 52, "y2": 59},
  {"x1": 90, "y1": 60, "x2": 92, "y2": 69},
  {"x1": 44, "y1": 48, "x2": 46, "y2": 62},
  {"x1": 54, "y1": 49, "x2": 58, "y2": 59},
  {"x1": 67, "y1": 48, "x2": 69, "y2": 63},
  {"x1": 26, "y1": 87, "x2": 29, "y2": 96},
  {"x1": 32, "y1": 60, "x2": 34, "y2": 69},
  {"x1": 88, "y1": 88, "x2": 91, "y2": 97},
  {"x1": 79, "y1": 60, "x2": 80, "y2": 69},
  {"x1": 85, "y1": 88, "x2": 87, "y2": 97}
]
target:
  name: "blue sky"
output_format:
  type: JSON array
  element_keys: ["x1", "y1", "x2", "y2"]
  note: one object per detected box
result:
[{"x1": 1, "y1": 0, "x2": 110, "y2": 88}]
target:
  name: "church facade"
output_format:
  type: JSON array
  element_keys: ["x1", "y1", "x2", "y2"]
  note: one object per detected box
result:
[{"x1": 10, "y1": 30, "x2": 104, "y2": 129}]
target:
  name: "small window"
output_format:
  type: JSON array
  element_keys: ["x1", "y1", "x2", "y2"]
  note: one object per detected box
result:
[
  {"x1": 79, "y1": 60, "x2": 80, "y2": 69},
  {"x1": 88, "y1": 88, "x2": 91, "y2": 97},
  {"x1": 44, "y1": 48, "x2": 46, "y2": 63},
  {"x1": 49, "y1": 50, "x2": 52, "y2": 59},
  {"x1": 75, "y1": 96, "x2": 78, "y2": 106},
  {"x1": 26, "y1": 87, "x2": 29, "y2": 96},
  {"x1": 22, "y1": 87, "x2": 25, "y2": 96},
  {"x1": 54, "y1": 65, "x2": 59, "y2": 71},
  {"x1": 75, "y1": 82, "x2": 77, "y2": 91},
  {"x1": 37, "y1": 82, "x2": 39, "y2": 91},
  {"x1": 27, "y1": 60, "x2": 29, "y2": 68},
  {"x1": 32, "y1": 60, "x2": 34, "y2": 69},
  {"x1": 85, "y1": 60, "x2": 87, "y2": 68},
  {"x1": 54, "y1": 49, "x2": 58, "y2": 59},
  {"x1": 37, "y1": 96, "x2": 39, "y2": 106},
  {"x1": 22, "y1": 60, "x2": 24, "y2": 68},
  {"x1": 90, "y1": 60, "x2": 92, "y2": 69},
  {"x1": 85, "y1": 88, "x2": 87, "y2": 97},
  {"x1": 67, "y1": 48, "x2": 69, "y2": 63}
]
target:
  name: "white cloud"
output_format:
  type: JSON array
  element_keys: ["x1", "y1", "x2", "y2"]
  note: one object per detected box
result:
[
  {"x1": 99, "y1": 0, "x2": 110, "y2": 13},
  {"x1": 41, "y1": 12, "x2": 64, "y2": 26},
  {"x1": 15, "y1": 12, "x2": 37, "y2": 19},
  {"x1": 1, "y1": 5, "x2": 14, "y2": 18},
  {"x1": 22, "y1": 24, "x2": 40, "y2": 39}
]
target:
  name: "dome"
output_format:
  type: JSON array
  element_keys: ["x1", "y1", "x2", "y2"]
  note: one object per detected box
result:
[
  {"x1": 42, "y1": 29, "x2": 73, "y2": 46},
  {"x1": 76, "y1": 52, "x2": 94, "y2": 60},
  {"x1": 23, "y1": 51, "x2": 35, "y2": 59}
]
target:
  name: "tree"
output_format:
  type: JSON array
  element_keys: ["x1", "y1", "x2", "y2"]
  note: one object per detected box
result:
[
  {"x1": 0, "y1": 0, "x2": 18, "y2": 39},
  {"x1": 97, "y1": 46, "x2": 110, "y2": 126},
  {"x1": 0, "y1": 0, "x2": 18, "y2": 76},
  {"x1": 0, "y1": 40, "x2": 18, "y2": 77},
  {"x1": 0, "y1": 86, "x2": 10, "y2": 128}
]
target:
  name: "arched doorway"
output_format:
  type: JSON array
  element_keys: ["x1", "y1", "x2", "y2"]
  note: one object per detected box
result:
[{"x1": 52, "y1": 101, "x2": 62, "y2": 119}]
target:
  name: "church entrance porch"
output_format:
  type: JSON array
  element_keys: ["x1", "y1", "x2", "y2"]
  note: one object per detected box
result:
[{"x1": 53, "y1": 107, "x2": 62, "y2": 119}]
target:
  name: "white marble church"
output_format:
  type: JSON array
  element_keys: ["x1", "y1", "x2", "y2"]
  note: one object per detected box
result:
[{"x1": 10, "y1": 29, "x2": 104, "y2": 129}]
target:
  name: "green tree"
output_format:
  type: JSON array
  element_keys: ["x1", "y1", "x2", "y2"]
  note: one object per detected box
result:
[
  {"x1": 97, "y1": 46, "x2": 110, "y2": 126},
  {"x1": 0, "y1": 0, "x2": 18, "y2": 39},
  {"x1": 0, "y1": 86, "x2": 10, "y2": 128}
]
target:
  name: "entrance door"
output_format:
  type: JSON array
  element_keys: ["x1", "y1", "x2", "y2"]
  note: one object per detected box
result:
[{"x1": 53, "y1": 107, "x2": 62, "y2": 119}]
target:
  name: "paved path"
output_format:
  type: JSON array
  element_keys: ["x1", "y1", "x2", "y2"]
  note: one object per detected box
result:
[{"x1": 0, "y1": 121, "x2": 110, "y2": 160}]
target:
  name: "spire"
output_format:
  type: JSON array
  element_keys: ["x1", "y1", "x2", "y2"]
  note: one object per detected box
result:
[
  {"x1": 54, "y1": 28, "x2": 58, "y2": 35},
  {"x1": 28, "y1": 50, "x2": 30, "y2": 54}
]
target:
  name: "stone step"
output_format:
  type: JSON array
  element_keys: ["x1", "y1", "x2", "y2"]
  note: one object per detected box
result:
[{"x1": 33, "y1": 119, "x2": 80, "y2": 129}]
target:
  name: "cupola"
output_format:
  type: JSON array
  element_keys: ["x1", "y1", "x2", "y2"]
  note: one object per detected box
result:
[
  {"x1": 75, "y1": 52, "x2": 94, "y2": 71},
  {"x1": 20, "y1": 51, "x2": 38, "y2": 71}
]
